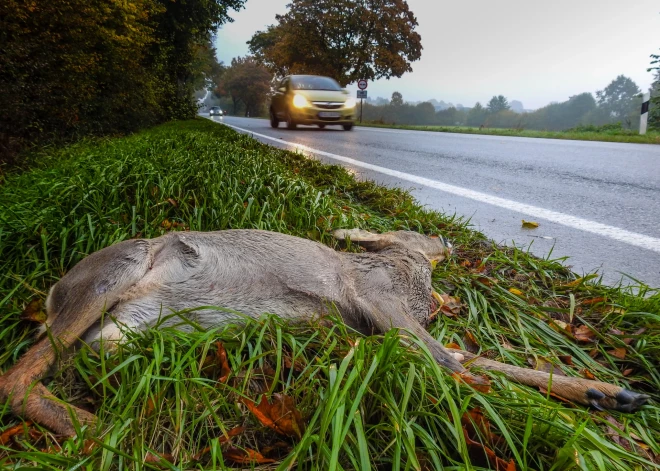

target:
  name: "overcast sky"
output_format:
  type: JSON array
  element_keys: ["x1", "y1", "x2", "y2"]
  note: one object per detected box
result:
[{"x1": 215, "y1": 0, "x2": 660, "y2": 110}]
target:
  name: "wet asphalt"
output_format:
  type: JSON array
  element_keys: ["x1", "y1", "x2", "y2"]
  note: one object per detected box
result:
[{"x1": 207, "y1": 116, "x2": 660, "y2": 288}]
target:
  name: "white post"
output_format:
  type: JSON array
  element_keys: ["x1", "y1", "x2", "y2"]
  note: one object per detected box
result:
[{"x1": 640, "y1": 92, "x2": 650, "y2": 135}]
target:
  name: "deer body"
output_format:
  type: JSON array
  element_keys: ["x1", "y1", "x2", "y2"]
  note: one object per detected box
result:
[{"x1": 0, "y1": 229, "x2": 648, "y2": 435}]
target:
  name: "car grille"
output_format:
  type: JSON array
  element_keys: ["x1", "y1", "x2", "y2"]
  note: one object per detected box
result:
[{"x1": 312, "y1": 102, "x2": 343, "y2": 109}]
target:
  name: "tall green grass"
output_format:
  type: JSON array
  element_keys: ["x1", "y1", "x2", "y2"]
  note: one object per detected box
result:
[{"x1": 0, "y1": 119, "x2": 658, "y2": 470}]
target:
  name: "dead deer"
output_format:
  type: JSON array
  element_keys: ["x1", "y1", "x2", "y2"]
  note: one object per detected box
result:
[{"x1": 0, "y1": 229, "x2": 648, "y2": 435}]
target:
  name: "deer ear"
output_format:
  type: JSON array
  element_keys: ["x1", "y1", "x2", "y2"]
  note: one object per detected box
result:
[{"x1": 332, "y1": 229, "x2": 393, "y2": 251}]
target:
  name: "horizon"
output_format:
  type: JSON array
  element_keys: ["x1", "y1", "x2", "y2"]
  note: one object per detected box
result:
[{"x1": 215, "y1": 0, "x2": 660, "y2": 110}]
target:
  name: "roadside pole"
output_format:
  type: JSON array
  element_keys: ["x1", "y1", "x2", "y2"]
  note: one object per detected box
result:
[
  {"x1": 357, "y1": 79, "x2": 368, "y2": 124},
  {"x1": 640, "y1": 92, "x2": 650, "y2": 135}
]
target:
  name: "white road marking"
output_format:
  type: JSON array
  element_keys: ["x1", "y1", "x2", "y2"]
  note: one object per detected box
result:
[{"x1": 222, "y1": 122, "x2": 660, "y2": 254}]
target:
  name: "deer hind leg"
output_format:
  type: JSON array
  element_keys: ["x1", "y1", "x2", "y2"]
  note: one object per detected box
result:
[
  {"x1": 0, "y1": 239, "x2": 154, "y2": 435},
  {"x1": 449, "y1": 348, "x2": 649, "y2": 412}
]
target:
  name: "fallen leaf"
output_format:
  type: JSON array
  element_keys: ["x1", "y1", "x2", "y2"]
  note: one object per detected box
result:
[
  {"x1": 582, "y1": 297, "x2": 606, "y2": 305},
  {"x1": 622, "y1": 368, "x2": 634, "y2": 377},
  {"x1": 562, "y1": 274, "x2": 598, "y2": 289},
  {"x1": 216, "y1": 342, "x2": 231, "y2": 383},
  {"x1": 167, "y1": 198, "x2": 178, "y2": 207},
  {"x1": 192, "y1": 426, "x2": 245, "y2": 460},
  {"x1": 144, "y1": 452, "x2": 174, "y2": 465},
  {"x1": 224, "y1": 447, "x2": 276, "y2": 464},
  {"x1": 461, "y1": 412, "x2": 516, "y2": 471},
  {"x1": 580, "y1": 368, "x2": 597, "y2": 380},
  {"x1": 453, "y1": 372, "x2": 491, "y2": 393},
  {"x1": 474, "y1": 276, "x2": 497, "y2": 287},
  {"x1": 21, "y1": 299, "x2": 47, "y2": 324},
  {"x1": 0, "y1": 422, "x2": 32, "y2": 445},
  {"x1": 608, "y1": 347, "x2": 627, "y2": 360},
  {"x1": 557, "y1": 355, "x2": 574, "y2": 366},
  {"x1": 445, "y1": 342, "x2": 461, "y2": 350},
  {"x1": 574, "y1": 325, "x2": 597, "y2": 343},
  {"x1": 521, "y1": 220, "x2": 539, "y2": 229},
  {"x1": 548, "y1": 319, "x2": 575, "y2": 337},
  {"x1": 508, "y1": 288, "x2": 523, "y2": 296},
  {"x1": 161, "y1": 219, "x2": 172, "y2": 230},
  {"x1": 463, "y1": 331, "x2": 480, "y2": 354},
  {"x1": 242, "y1": 393, "x2": 305, "y2": 439}
]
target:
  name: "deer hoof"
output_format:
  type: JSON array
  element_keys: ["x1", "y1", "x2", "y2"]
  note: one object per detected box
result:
[{"x1": 586, "y1": 387, "x2": 649, "y2": 412}]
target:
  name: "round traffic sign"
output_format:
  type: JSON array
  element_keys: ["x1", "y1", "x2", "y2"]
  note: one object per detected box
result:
[{"x1": 357, "y1": 79, "x2": 368, "y2": 90}]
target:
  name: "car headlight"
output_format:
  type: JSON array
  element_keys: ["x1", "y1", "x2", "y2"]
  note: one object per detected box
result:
[
  {"x1": 293, "y1": 94, "x2": 310, "y2": 108},
  {"x1": 344, "y1": 98, "x2": 356, "y2": 108}
]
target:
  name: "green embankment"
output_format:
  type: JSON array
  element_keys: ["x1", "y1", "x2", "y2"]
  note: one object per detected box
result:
[
  {"x1": 0, "y1": 119, "x2": 658, "y2": 470},
  {"x1": 358, "y1": 122, "x2": 660, "y2": 144}
]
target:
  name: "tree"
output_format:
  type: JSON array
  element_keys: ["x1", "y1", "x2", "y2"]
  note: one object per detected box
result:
[
  {"x1": 487, "y1": 95, "x2": 510, "y2": 114},
  {"x1": 247, "y1": 0, "x2": 422, "y2": 87},
  {"x1": 216, "y1": 56, "x2": 271, "y2": 116},
  {"x1": 391, "y1": 91, "x2": 404, "y2": 106},
  {"x1": 595, "y1": 75, "x2": 641, "y2": 128},
  {"x1": 467, "y1": 102, "x2": 487, "y2": 126}
]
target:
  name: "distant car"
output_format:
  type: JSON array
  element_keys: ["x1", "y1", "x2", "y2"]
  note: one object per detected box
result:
[
  {"x1": 209, "y1": 106, "x2": 223, "y2": 116},
  {"x1": 269, "y1": 75, "x2": 355, "y2": 130}
]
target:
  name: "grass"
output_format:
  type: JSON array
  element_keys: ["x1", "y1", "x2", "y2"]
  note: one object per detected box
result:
[
  {"x1": 357, "y1": 122, "x2": 660, "y2": 144},
  {"x1": 0, "y1": 118, "x2": 658, "y2": 470}
]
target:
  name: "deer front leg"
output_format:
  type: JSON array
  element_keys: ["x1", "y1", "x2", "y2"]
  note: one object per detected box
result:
[{"x1": 448, "y1": 348, "x2": 649, "y2": 412}]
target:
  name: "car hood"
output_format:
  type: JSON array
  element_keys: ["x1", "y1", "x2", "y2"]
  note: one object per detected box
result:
[{"x1": 294, "y1": 89, "x2": 350, "y2": 103}]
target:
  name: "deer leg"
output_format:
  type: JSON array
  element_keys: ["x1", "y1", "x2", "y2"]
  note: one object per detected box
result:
[{"x1": 448, "y1": 348, "x2": 649, "y2": 412}]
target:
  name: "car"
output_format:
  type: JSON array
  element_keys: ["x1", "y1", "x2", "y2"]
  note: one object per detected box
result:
[
  {"x1": 269, "y1": 75, "x2": 355, "y2": 130},
  {"x1": 209, "y1": 106, "x2": 223, "y2": 116}
]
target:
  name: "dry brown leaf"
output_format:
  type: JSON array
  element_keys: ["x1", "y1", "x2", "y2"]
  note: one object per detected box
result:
[
  {"x1": 192, "y1": 426, "x2": 245, "y2": 461},
  {"x1": 582, "y1": 297, "x2": 606, "y2": 305},
  {"x1": 0, "y1": 422, "x2": 32, "y2": 445},
  {"x1": 574, "y1": 325, "x2": 597, "y2": 343},
  {"x1": 445, "y1": 342, "x2": 461, "y2": 350},
  {"x1": 243, "y1": 393, "x2": 305, "y2": 439},
  {"x1": 167, "y1": 198, "x2": 178, "y2": 207},
  {"x1": 144, "y1": 452, "x2": 174, "y2": 465},
  {"x1": 557, "y1": 355, "x2": 574, "y2": 366},
  {"x1": 224, "y1": 447, "x2": 276, "y2": 464},
  {"x1": 548, "y1": 319, "x2": 575, "y2": 338},
  {"x1": 463, "y1": 331, "x2": 480, "y2": 354},
  {"x1": 461, "y1": 410, "x2": 516, "y2": 471},
  {"x1": 521, "y1": 220, "x2": 539, "y2": 229},
  {"x1": 622, "y1": 368, "x2": 634, "y2": 377},
  {"x1": 453, "y1": 372, "x2": 491, "y2": 393},
  {"x1": 608, "y1": 347, "x2": 627, "y2": 360},
  {"x1": 21, "y1": 299, "x2": 47, "y2": 324},
  {"x1": 215, "y1": 342, "x2": 231, "y2": 383},
  {"x1": 580, "y1": 368, "x2": 597, "y2": 380},
  {"x1": 474, "y1": 276, "x2": 496, "y2": 287}
]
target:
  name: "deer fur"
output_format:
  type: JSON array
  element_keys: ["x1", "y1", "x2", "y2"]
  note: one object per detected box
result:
[{"x1": 0, "y1": 229, "x2": 648, "y2": 435}]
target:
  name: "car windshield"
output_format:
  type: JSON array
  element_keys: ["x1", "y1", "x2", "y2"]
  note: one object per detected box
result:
[
  {"x1": 291, "y1": 76, "x2": 341, "y2": 91},
  {"x1": 210, "y1": 107, "x2": 220, "y2": 110}
]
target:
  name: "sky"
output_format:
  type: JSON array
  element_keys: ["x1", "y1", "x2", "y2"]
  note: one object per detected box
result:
[{"x1": 214, "y1": 0, "x2": 660, "y2": 110}]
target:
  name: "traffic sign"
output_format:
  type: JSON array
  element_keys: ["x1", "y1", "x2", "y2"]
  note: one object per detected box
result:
[
  {"x1": 357, "y1": 79, "x2": 368, "y2": 90},
  {"x1": 357, "y1": 90, "x2": 367, "y2": 99}
]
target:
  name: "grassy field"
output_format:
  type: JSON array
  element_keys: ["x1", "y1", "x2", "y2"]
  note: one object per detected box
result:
[
  {"x1": 357, "y1": 122, "x2": 660, "y2": 145},
  {"x1": 0, "y1": 119, "x2": 658, "y2": 470}
]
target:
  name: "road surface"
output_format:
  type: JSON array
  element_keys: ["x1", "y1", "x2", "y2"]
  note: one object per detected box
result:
[{"x1": 206, "y1": 116, "x2": 660, "y2": 288}]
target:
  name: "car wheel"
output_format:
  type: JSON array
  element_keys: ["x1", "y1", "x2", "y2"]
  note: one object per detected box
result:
[
  {"x1": 285, "y1": 110, "x2": 297, "y2": 130},
  {"x1": 318, "y1": 124, "x2": 326, "y2": 129},
  {"x1": 270, "y1": 109, "x2": 279, "y2": 128},
  {"x1": 343, "y1": 123, "x2": 354, "y2": 131}
]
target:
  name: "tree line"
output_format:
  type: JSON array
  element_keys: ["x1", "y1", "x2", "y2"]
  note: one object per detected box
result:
[
  {"x1": 361, "y1": 74, "x2": 657, "y2": 132},
  {"x1": 0, "y1": 0, "x2": 244, "y2": 164}
]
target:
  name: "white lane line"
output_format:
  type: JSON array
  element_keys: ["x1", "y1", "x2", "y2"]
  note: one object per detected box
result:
[{"x1": 223, "y1": 122, "x2": 660, "y2": 254}]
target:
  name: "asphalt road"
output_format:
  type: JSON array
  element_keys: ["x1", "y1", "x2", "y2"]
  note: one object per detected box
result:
[{"x1": 206, "y1": 116, "x2": 660, "y2": 288}]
